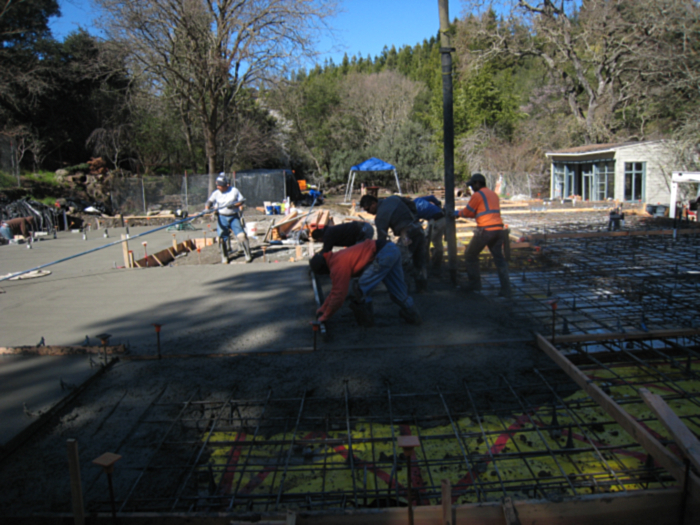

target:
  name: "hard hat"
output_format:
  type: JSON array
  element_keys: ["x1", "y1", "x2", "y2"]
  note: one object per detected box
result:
[
  {"x1": 216, "y1": 174, "x2": 229, "y2": 186},
  {"x1": 467, "y1": 173, "x2": 486, "y2": 188}
]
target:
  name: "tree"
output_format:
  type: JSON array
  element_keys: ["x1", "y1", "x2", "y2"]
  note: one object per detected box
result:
[
  {"x1": 459, "y1": 0, "x2": 700, "y2": 144},
  {"x1": 0, "y1": 0, "x2": 60, "y2": 140},
  {"x1": 95, "y1": 0, "x2": 336, "y2": 190},
  {"x1": 342, "y1": 70, "x2": 424, "y2": 150}
]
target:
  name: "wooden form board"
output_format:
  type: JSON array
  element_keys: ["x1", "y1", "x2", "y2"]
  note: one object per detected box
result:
[
  {"x1": 0, "y1": 345, "x2": 126, "y2": 356},
  {"x1": 535, "y1": 333, "x2": 700, "y2": 523},
  {"x1": 640, "y1": 388, "x2": 700, "y2": 475},
  {"x1": 14, "y1": 488, "x2": 685, "y2": 524}
]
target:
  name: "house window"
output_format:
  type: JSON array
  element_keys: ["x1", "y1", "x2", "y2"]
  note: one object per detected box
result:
[
  {"x1": 595, "y1": 161, "x2": 615, "y2": 200},
  {"x1": 553, "y1": 164, "x2": 565, "y2": 198},
  {"x1": 624, "y1": 162, "x2": 645, "y2": 201}
]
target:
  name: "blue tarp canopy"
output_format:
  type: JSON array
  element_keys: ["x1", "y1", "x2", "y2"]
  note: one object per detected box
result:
[
  {"x1": 350, "y1": 157, "x2": 396, "y2": 172},
  {"x1": 344, "y1": 157, "x2": 402, "y2": 202}
]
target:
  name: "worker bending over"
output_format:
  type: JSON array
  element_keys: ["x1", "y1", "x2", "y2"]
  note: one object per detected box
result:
[
  {"x1": 311, "y1": 221, "x2": 374, "y2": 253},
  {"x1": 359, "y1": 194, "x2": 427, "y2": 292},
  {"x1": 205, "y1": 174, "x2": 252, "y2": 264},
  {"x1": 310, "y1": 239, "x2": 421, "y2": 327},
  {"x1": 0, "y1": 216, "x2": 35, "y2": 242},
  {"x1": 456, "y1": 173, "x2": 511, "y2": 298},
  {"x1": 414, "y1": 195, "x2": 446, "y2": 275}
]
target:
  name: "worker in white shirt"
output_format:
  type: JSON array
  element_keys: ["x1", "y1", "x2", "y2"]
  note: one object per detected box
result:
[{"x1": 205, "y1": 174, "x2": 252, "y2": 263}]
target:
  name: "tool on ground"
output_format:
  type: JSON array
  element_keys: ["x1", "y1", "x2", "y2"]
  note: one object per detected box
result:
[
  {"x1": 397, "y1": 435, "x2": 420, "y2": 525},
  {"x1": 92, "y1": 452, "x2": 122, "y2": 521},
  {"x1": 152, "y1": 324, "x2": 163, "y2": 359}
]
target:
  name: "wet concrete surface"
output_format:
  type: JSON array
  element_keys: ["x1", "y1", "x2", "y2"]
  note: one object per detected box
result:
[{"x1": 0, "y1": 218, "x2": 539, "y2": 515}]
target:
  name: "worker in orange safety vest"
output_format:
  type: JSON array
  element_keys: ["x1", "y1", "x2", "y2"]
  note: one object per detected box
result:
[{"x1": 455, "y1": 173, "x2": 511, "y2": 298}]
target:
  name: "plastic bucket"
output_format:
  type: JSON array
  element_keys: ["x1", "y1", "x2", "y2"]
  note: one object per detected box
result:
[
  {"x1": 274, "y1": 205, "x2": 282, "y2": 215},
  {"x1": 246, "y1": 222, "x2": 258, "y2": 237}
]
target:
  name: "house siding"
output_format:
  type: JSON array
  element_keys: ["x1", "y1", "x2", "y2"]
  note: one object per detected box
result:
[
  {"x1": 613, "y1": 142, "x2": 674, "y2": 204},
  {"x1": 546, "y1": 141, "x2": 677, "y2": 204}
]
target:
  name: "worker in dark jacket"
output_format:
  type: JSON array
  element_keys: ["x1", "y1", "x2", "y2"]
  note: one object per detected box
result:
[
  {"x1": 359, "y1": 194, "x2": 427, "y2": 292},
  {"x1": 311, "y1": 221, "x2": 374, "y2": 253},
  {"x1": 414, "y1": 195, "x2": 446, "y2": 274},
  {"x1": 456, "y1": 173, "x2": 511, "y2": 298},
  {"x1": 310, "y1": 239, "x2": 421, "y2": 327}
]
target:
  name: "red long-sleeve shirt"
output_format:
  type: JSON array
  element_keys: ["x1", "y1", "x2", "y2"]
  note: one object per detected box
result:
[{"x1": 316, "y1": 240, "x2": 377, "y2": 322}]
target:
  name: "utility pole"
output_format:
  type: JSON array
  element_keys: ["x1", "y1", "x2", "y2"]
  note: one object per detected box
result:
[{"x1": 438, "y1": 0, "x2": 458, "y2": 285}]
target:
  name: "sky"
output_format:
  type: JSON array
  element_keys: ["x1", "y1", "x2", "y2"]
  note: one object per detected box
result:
[{"x1": 48, "y1": 0, "x2": 462, "y2": 65}]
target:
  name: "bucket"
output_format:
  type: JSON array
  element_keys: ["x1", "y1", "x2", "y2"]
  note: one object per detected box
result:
[
  {"x1": 274, "y1": 204, "x2": 282, "y2": 215},
  {"x1": 265, "y1": 206, "x2": 273, "y2": 215},
  {"x1": 246, "y1": 222, "x2": 258, "y2": 237}
]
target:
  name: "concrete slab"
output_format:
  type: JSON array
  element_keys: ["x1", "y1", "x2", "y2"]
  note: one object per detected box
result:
[
  {"x1": 0, "y1": 355, "x2": 96, "y2": 446},
  {"x1": 0, "y1": 226, "x2": 316, "y2": 354}
]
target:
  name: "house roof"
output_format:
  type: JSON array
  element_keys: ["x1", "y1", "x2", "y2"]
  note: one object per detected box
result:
[{"x1": 545, "y1": 140, "x2": 668, "y2": 157}]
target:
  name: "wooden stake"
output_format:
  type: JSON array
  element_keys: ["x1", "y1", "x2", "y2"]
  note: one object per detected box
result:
[
  {"x1": 441, "y1": 479, "x2": 452, "y2": 525},
  {"x1": 67, "y1": 439, "x2": 85, "y2": 525},
  {"x1": 296, "y1": 245, "x2": 303, "y2": 260},
  {"x1": 121, "y1": 234, "x2": 131, "y2": 268},
  {"x1": 172, "y1": 234, "x2": 178, "y2": 250}
]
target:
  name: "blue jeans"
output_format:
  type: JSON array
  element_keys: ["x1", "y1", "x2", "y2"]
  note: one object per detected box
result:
[
  {"x1": 357, "y1": 242, "x2": 414, "y2": 309},
  {"x1": 217, "y1": 214, "x2": 244, "y2": 243},
  {"x1": 0, "y1": 225, "x2": 11, "y2": 240}
]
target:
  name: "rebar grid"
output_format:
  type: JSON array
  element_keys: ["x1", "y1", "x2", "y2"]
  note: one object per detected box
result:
[
  {"x1": 87, "y1": 364, "x2": 687, "y2": 514},
  {"x1": 473, "y1": 225, "x2": 700, "y2": 335}
]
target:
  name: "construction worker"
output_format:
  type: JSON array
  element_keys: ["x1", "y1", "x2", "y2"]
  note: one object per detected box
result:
[
  {"x1": 310, "y1": 239, "x2": 421, "y2": 327},
  {"x1": 359, "y1": 194, "x2": 427, "y2": 292},
  {"x1": 205, "y1": 174, "x2": 252, "y2": 264},
  {"x1": 0, "y1": 216, "x2": 35, "y2": 241},
  {"x1": 311, "y1": 221, "x2": 374, "y2": 253},
  {"x1": 456, "y1": 173, "x2": 511, "y2": 298},
  {"x1": 414, "y1": 195, "x2": 446, "y2": 275}
]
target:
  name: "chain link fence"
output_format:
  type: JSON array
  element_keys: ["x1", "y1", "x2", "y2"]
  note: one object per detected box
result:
[
  {"x1": 110, "y1": 172, "x2": 298, "y2": 215},
  {"x1": 111, "y1": 174, "x2": 212, "y2": 215}
]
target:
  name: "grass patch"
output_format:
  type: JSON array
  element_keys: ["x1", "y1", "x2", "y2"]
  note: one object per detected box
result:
[
  {"x1": 25, "y1": 171, "x2": 62, "y2": 186},
  {"x1": 0, "y1": 171, "x2": 19, "y2": 188},
  {"x1": 29, "y1": 196, "x2": 58, "y2": 206}
]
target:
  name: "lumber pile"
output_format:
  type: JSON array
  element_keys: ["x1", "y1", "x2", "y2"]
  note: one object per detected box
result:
[{"x1": 267, "y1": 209, "x2": 333, "y2": 241}]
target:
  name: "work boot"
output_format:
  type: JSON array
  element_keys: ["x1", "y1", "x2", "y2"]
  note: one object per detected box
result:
[
  {"x1": 243, "y1": 241, "x2": 253, "y2": 263},
  {"x1": 237, "y1": 233, "x2": 253, "y2": 263},
  {"x1": 399, "y1": 305, "x2": 422, "y2": 325},
  {"x1": 220, "y1": 240, "x2": 229, "y2": 264},
  {"x1": 348, "y1": 300, "x2": 374, "y2": 327}
]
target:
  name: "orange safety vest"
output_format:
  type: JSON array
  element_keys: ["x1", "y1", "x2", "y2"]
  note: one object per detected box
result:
[{"x1": 458, "y1": 188, "x2": 503, "y2": 230}]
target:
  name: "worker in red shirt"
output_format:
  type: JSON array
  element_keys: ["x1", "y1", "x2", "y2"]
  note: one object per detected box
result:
[
  {"x1": 310, "y1": 239, "x2": 421, "y2": 327},
  {"x1": 456, "y1": 173, "x2": 511, "y2": 298}
]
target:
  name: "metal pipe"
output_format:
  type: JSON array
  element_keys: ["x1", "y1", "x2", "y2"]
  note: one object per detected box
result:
[{"x1": 0, "y1": 210, "x2": 209, "y2": 283}]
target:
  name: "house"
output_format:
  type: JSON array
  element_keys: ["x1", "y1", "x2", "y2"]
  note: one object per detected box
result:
[{"x1": 545, "y1": 140, "x2": 678, "y2": 204}]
